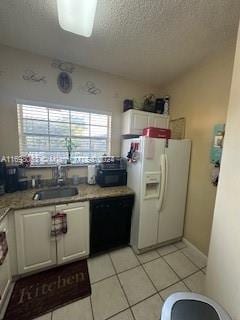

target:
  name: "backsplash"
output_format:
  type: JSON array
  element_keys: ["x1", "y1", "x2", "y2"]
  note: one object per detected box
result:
[{"x1": 24, "y1": 166, "x2": 88, "y2": 181}]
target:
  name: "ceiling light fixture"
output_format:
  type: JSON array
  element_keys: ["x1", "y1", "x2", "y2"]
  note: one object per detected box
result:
[{"x1": 57, "y1": 0, "x2": 98, "y2": 37}]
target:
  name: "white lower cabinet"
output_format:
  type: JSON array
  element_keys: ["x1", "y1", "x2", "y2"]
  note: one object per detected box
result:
[
  {"x1": 15, "y1": 206, "x2": 57, "y2": 274},
  {"x1": 15, "y1": 201, "x2": 89, "y2": 275},
  {"x1": 0, "y1": 217, "x2": 11, "y2": 309},
  {"x1": 56, "y1": 202, "x2": 89, "y2": 264}
]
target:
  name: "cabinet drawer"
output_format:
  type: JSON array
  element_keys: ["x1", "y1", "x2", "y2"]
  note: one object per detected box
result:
[{"x1": 56, "y1": 201, "x2": 88, "y2": 211}]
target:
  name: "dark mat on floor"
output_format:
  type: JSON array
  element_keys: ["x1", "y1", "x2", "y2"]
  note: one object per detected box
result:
[{"x1": 4, "y1": 259, "x2": 91, "y2": 320}]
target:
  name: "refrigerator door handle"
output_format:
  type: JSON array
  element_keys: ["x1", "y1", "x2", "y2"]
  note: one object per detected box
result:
[
  {"x1": 157, "y1": 154, "x2": 167, "y2": 212},
  {"x1": 163, "y1": 154, "x2": 168, "y2": 208}
]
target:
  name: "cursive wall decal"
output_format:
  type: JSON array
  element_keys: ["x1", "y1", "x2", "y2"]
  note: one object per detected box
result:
[
  {"x1": 22, "y1": 69, "x2": 47, "y2": 83},
  {"x1": 51, "y1": 59, "x2": 75, "y2": 73},
  {"x1": 79, "y1": 81, "x2": 101, "y2": 95}
]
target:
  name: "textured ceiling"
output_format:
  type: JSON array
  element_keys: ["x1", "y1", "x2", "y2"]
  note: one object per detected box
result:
[{"x1": 0, "y1": 0, "x2": 240, "y2": 86}]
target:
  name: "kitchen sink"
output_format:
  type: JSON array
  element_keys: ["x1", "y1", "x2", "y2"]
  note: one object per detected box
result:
[{"x1": 33, "y1": 186, "x2": 79, "y2": 200}]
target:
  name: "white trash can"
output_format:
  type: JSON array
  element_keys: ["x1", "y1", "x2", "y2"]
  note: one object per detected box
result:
[{"x1": 161, "y1": 292, "x2": 232, "y2": 320}]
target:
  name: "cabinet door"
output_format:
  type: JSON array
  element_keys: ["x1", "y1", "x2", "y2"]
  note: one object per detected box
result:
[
  {"x1": 0, "y1": 217, "x2": 11, "y2": 307},
  {"x1": 157, "y1": 140, "x2": 191, "y2": 244},
  {"x1": 56, "y1": 202, "x2": 89, "y2": 264},
  {"x1": 122, "y1": 110, "x2": 148, "y2": 135},
  {"x1": 90, "y1": 196, "x2": 134, "y2": 254},
  {"x1": 148, "y1": 114, "x2": 169, "y2": 129},
  {"x1": 15, "y1": 206, "x2": 56, "y2": 274},
  {"x1": 131, "y1": 111, "x2": 149, "y2": 135}
]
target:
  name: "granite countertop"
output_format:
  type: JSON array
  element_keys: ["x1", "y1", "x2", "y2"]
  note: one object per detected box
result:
[{"x1": 0, "y1": 184, "x2": 134, "y2": 221}]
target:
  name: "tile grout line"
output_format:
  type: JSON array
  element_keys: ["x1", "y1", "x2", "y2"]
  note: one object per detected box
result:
[
  {"x1": 108, "y1": 252, "x2": 137, "y2": 320},
  {"x1": 89, "y1": 245, "x2": 183, "y2": 286},
  {"x1": 159, "y1": 248, "x2": 207, "y2": 293},
  {"x1": 158, "y1": 246, "x2": 203, "y2": 293},
  {"x1": 92, "y1": 260, "x2": 163, "y2": 308},
  {"x1": 90, "y1": 263, "x2": 142, "y2": 285},
  {"x1": 180, "y1": 248, "x2": 207, "y2": 270},
  {"x1": 134, "y1": 249, "x2": 165, "y2": 295},
  {"x1": 37, "y1": 243, "x2": 203, "y2": 320},
  {"x1": 89, "y1": 243, "x2": 206, "y2": 319},
  {"x1": 104, "y1": 308, "x2": 132, "y2": 320},
  {"x1": 157, "y1": 247, "x2": 179, "y2": 257},
  {"x1": 162, "y1": 249, "x2": 201, "y2": 277},
  {"x1": 130, "y1": 244, "x2": 199, "y2": 296},
  {"x1": 158, "y1": 279, "x2": 190, "y2": 299},
  {"x1": 200, "y1": 266, "x2": 207, "y2": 274},
  {"x1": 90, "y1": 295, "x2": 95, "y2": 320},
  {"x1": 162, "y1": 253, "x2": 203, "y2": 281},
  {"x1": 135, "y1": 246, "x2": 191, "y2": 296},
  {"x1": 90, "y1": 245, "x2": 181, "y2": 287},
  {"x1": 91, "y1": 273, "x2": 130, "y2": 320},
  {"x1": 174, "y1": 243, "x2": 208, "y2": 272},
  {"x1": 131, "y1": 248, "x2": 184, "y2": 311},
  {"x1": 89, "y1": 243, "x2": 184, "y2": 287}
]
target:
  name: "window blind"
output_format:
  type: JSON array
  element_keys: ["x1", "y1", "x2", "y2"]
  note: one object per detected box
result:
[{"x1": 17, "y1": 104, "x2": 112, "y2": 165}]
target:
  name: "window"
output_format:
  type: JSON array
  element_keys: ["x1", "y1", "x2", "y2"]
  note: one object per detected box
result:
[{"x1": 17, "y1": 103, "x2": 112, "y2": 165}]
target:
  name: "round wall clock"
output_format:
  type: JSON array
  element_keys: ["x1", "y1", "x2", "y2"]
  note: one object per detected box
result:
[{"x1": 57, "y1": 71, "x2": 72, "y2": 94}]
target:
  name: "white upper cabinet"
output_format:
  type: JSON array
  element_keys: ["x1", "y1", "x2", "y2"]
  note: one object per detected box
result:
[
  {"x1": 56, "y1": 202, "x2": 89, "y2": 265},
  {"x1": 122, "y1": 109, "x2": 169, "y2": 136}
]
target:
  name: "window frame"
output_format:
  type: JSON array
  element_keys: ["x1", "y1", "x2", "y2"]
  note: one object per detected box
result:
[{"x1": 17, "y1": 101, "x2": 112, "y2": 166}]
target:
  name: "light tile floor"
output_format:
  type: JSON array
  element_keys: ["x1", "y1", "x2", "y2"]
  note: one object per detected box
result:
[{"x1": 33, "y1": 241, "x2": 207, "y2": 320}]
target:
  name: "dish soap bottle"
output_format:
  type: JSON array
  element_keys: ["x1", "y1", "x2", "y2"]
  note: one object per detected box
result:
[{"x1": 163, "y1": 96, "x2": 170, "y2": 115}]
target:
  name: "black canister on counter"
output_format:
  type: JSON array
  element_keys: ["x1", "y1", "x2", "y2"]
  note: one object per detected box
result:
[
  {"x1": 123, "y1": 99, "x2": 134, "y2": 112},
  {"x1": 18, "y1": 177, "x2": 28, "y2": 190},
  {"x1": 155, "y1": 98, "x2": 165, "y2": 114}
]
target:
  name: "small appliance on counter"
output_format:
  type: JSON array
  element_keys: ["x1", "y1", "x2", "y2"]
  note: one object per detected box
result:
[
  {"x1": 87, "y1": 165, "x2": 96, "y2": 185},
  {"x1": 18, "y1": 177, "x2": 28, "y2": 191},
  {"x1": 72, "y1": 175, "x2": 81, "y2": 186},
  {"x1": 18, "y1": 167, "x2": 28, "y2": 190},
  {"x1": 5, "y1": 165, "x2": 19, "y2": 193},
  {"x1": 96, "y1": 157, "x2": 127, "y2": 187}
]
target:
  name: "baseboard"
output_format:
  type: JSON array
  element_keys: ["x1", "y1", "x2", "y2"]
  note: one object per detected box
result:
[{"x1": 182, "y1": 237, "x2": 208, "y2": 263}]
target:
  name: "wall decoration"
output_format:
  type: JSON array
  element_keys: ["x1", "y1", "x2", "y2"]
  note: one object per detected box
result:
[
  {"x1": 79, "y1": 81, "x2": 101, "y2": 95},
  {"x1": 210, "y1": 124, "x2": 225, "y2": 164},
  {"x1": 22, "y1": 69, "x2": 47, "y2": 83},
  {"x1": 52, "y1": 59, "x2": 75, "y2": 73},
  {"x1": 169, "y1": 117, "x2": 186, "y2": 140},
  {"x1": 57, "y1": 72, "x2": 72, "y2": 94}
]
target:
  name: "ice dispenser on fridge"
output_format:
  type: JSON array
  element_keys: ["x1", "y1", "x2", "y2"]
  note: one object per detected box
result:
[{"x1": 143, "y1": 172, "x2": 161, "y2": 199}]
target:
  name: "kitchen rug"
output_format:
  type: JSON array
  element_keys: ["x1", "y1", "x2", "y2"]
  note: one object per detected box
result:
[{"x1": 4, "y1": 259, "x2": 91, "y2": 320}]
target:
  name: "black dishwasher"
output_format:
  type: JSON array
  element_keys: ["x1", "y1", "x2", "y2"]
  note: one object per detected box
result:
[{"x1": 90, "y1": 195, "x2": 134, "y2": 255}]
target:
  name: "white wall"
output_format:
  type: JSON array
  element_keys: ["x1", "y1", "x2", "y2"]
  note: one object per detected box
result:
[
  {"x1": 0, "y1": 44, "x2": 160, "y2": 177},
  {"x1": 206, "y1": 22, "x2": 240, "y2": 319},
  {"x1": 162, "y1": 43, "x2": 236, "y2": 255}
]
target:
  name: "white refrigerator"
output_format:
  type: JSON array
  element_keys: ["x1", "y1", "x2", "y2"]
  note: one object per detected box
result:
[{"x1": 121, "y1": 136, "x2": 191, "y2": 253}]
